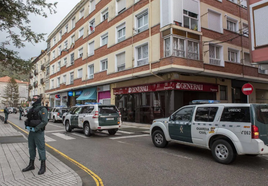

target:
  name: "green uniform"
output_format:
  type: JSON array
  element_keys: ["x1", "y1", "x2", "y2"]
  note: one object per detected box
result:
[
  {"x1": 4, "y1": 107, "x2": 9, "y2": 123},
  {"x1": 19, "y1": 107, "x2": 23, "y2": 120},
  {"x1": 27, "y1": 103, "x2": 48, "y2": 161}
]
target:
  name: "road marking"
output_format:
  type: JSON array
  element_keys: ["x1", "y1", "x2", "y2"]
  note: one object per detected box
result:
[
  {"x1": 9, "y1": 121, "x2": 104, "y2": 186},
  {"x1": 45, "y1": 135, "x2": 56, "y2": 142},
  {"x1": 71, "y1": 133, "x2": 88, "y2": 139},
  {"x1": 117, "y1": 130, "x2": 135, "y2": 134},
  {"x1": 52, "y1": 133, "x2": 76, "y2": 140},
  {"x1": 162, "y1": 151, "x2": 193, "y2": 160},
  {"x1": 48, "y1": 123, "x2": 64, "y2": 128},
  {"x1": 110, "y1": 134, "x2": 149, "y2": 140},
  {"x1": 45, "y1": 130, "x2": 64, "y2": 133}
]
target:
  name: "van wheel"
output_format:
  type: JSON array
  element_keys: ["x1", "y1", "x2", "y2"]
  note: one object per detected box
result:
[
  {"x1": 211, "y1": 139, "x2": 237, "y2": 164},
  {"x1": 152, "y1": 130, "x2": 168, "y2": 148},
  {"x1": 53, "y1": 117, "x2": 56, "y2": 123},
  {"x1": 84, "y1": 123, "x2": 92, "y2": 136},
  {"x1": 108, "y1": 129, "x2": 117, "y2": 135},
  {"x1": 65, "y1": 120, "x2": 72, "y2": 132}
]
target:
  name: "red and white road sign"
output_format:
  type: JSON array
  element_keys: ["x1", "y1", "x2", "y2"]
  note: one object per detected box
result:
[{"x1": 242, "y1": 83, "x2": 254, "y2": 95}]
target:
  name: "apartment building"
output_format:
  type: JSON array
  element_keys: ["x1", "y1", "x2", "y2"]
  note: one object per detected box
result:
[
  {"x1": 29, "y1": 50, "x2": 50, "y2": 106},
  {"x1": 44, "y1": 0, "x2": 268, "y2": 124}
]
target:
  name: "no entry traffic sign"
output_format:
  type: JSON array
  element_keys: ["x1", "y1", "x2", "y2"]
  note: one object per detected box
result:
[{"x1": 242, "y1": 83, "x2": 254, "y2": 95}]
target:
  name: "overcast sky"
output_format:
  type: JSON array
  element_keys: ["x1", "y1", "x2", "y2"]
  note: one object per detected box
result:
[{"x1": 2, "y1": 0, "x2": 79, "y2": 60}]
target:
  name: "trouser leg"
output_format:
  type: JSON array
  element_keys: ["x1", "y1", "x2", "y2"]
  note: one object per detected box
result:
[
  {"x1": 28, "y1": 132, "x2": 36, "y2": 160},
  {"x1": 19, "y1": 113, "x2": 22, "y2": 120},
  {"x1": 35, "y1": 131, "x2": 46, "y2": 161}
]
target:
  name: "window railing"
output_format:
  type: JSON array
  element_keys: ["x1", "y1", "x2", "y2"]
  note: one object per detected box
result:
[{"x1": 209, "y1": 58, "x2": 221, "y2": 66}]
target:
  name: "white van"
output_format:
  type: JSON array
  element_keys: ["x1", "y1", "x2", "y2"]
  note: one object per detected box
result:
[{"x1": 150, "y1": 103, "x2": 268, "y2": 164}]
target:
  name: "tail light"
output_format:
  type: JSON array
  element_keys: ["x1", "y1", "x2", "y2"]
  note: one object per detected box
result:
[
  {"x1": 57, "y1": 112, "x2": 60, "y2": 116},
  {"x1": 118, "y1": 110, "x2": 121, "y2": 117},
  {"x1": 252, "y1": 125, "x2": 259, "y2": 139},
  {"x1": 92, "y1": 111, "x2": 99, "y2": 118}
]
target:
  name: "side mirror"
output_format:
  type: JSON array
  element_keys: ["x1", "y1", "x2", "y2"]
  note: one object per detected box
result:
[{"x1": 169, "y1": 115, "x2": 174, "y2": 121}]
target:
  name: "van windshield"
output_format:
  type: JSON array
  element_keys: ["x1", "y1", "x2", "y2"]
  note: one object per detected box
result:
[{"x1": 255, "y1": 105, "x2": 268, "y2": 124}]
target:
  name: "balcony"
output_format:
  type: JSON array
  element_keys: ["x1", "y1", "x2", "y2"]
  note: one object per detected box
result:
[
  {"x1": 29, "y1": 84, "x2": 33, "y2": 90},
  {"x1": 41, "y1": 64, "x2": 45, "y2": 71},
  {"x1": 34, "y1": 81, "x2": 38, "y2": 88},
  {"x1": 40, "y1": 78, "x2": 44, "y2": 85},
  {"x1": 34, "y1": 70, "x2": 38, "y2": 76}
]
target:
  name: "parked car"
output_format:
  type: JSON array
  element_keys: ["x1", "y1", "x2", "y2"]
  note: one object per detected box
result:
[
  {"x1": 150, "y1": 103, "x2": 268, "y2": 164},
  {"x1": 8, "y1": 107, "x2": 17, "y2": 114},
  {"x1": 50, "y1": 107, "x2": 69, "y2": 123},
  {"x1": 46, "y1": 107, "x2": 52, "y2": 120},
  {"x1": 64, "y1": 104, "x2": 121, "y2": 136},
  {"x1": 62, "y1": 107, "x2": 77, "y2": 124}
]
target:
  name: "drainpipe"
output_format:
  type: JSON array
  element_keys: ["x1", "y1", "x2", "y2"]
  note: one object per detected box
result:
[{"x1": 149, "y1": 0, "x2": 164, "y2": 81}]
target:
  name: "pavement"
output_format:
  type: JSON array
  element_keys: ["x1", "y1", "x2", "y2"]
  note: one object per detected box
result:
[{"x1": 0, "y1": 114, "x2": 151, "y2": 186}]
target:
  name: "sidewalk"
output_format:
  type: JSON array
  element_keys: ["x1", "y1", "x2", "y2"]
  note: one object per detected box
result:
[{"x1": 0, "y1": 118, "x2": 82, "y2": 186}]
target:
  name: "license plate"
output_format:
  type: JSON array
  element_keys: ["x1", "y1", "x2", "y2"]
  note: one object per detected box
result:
[{"x1": 106, "y1": 118, "x2": 114, "y2": 120}]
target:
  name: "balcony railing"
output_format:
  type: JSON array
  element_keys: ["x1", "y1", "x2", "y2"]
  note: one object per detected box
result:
[
  {"x1": 34, "y1": 70, "x2": 38, "y2": 76},
  {"x1": 209, "y1": 58, "x2": 221, "y2": 66}
]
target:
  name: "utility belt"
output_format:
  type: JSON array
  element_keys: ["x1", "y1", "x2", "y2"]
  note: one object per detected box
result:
[{"x1": 25, "y1": 119, "x2": 45, "y2": 131}]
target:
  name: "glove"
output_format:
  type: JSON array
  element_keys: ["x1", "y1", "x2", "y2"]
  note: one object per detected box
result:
[{"x1": 25, "y1": 126, "x2": 35, "y2": 132}]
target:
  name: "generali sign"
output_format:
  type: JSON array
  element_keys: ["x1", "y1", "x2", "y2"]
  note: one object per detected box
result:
[{"x1": 113, "y1": 80, "x2": 218, "y2": 95}]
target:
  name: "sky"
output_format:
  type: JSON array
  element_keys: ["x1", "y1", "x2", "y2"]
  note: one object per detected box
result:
[{"x1": 2, "y1": 0, "x2": 80, "y2": 60}]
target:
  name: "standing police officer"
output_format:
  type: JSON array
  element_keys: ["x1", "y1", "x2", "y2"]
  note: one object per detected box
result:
[
  {"x1": 4, "y1": 105, "x2": 9, "y2": 124},
  {"x1": 19, "y1": 106, "x2": 23, "y2": 120},
  {"x1": 22, "y1": 95, "x2": 48, "y2": 175}
]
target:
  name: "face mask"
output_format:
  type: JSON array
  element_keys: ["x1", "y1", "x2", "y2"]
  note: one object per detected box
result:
[{"x1": 32, "y1": 98, "x2": 37, "y2": 102}]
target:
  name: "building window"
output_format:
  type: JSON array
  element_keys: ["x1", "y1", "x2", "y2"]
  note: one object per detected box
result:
[
  {"x1": 183, "y1": 10, "x2": 198, "y2": 31},
  {"x1": 51, "y1": 79, "x2": 54, "y2": 89},
  {"x1": 100, "y1": 59, "x2": 108, "y2": 71},
  {"x1": 46, "y1": 66, "x2": 50, "y2": 75},
  {"x1": 227, "y1": 18, "x2": 237, "y2": 32},
  {"x1": 116, "y1": 52, "x2": 125, "y2": 71},
  {"x1": 164, "y1": 37, "x2": 171, "y2": 57},
  {"x1": 71, "y1": 34, "x2": 75, "y2": 45},
  {"x1": 57, "y1": 77, "x2": 60, "y2": 87},
  {"x1": 88, "y1": 65, "x2": 94, "y2": 79},
  {"x1": 220, "y1": 85, "x2": 227, "y2": 100},
  {"x1": 208, "y1": 10, "x2": 221, "y2": 33},
  {"x1": 187, "y1": 41, "x2": 199, "y2": 60},
  {"x1": 78, "y1": 47, "x2": 83, "y2": 58},
  {"x1": 63, "y1": 75, "x2": 66, "y2": 84},
  {"x1": 173, "y1": 37, "x2": 185, "y2": 57},
  {"x1": 64, "y1": 57, "x2": 67, "y2": 66},
  {"x1": 59, "y1": 30, "x2": 62, "y2": 40},
  {"x1": 72, "y1": 17, "x2": 76, "y2": 29},
  {"x1": 209, "y1": 44, "x2": 221, "y2": 66},
  {"x1": 88, "y1": 41, "x2": 94, "y2": 56},
  {"x1": 101, "y1": 33, "x2": 108, "y2": 46},
  {"x1": 89, "y1": 19, "x2": 95, "y2": 34},
  {"x1": 117, "y1": 23, "x2": 125, "y2": 43},
  {"x1": 79, "y1": 27, "x2": 84, "y2": 38},
  {"x1": 136, "y1": 10, "x2": 148, "y2": 33},
  {"x1": 53, "y1": 36, "x2": 56, "y2": 45},
  {"x1": 90, "y1": 0, "x2": 95, "y2": 13},
  {"x1": 136, "y1": 44, "x2": 148, "y2": 66},
  {"x1": 117, "y1": 0, "x2": 126, "y2": 15},
  {"x1": 79, "y1": 8, "x2": 84, "y2": 19},
  {"x1": 70, "y1": 53, "x2": 74, "y2": 65},
  {"x1": 243, "y1": 23, "x2": 248, "y2": 37},
  {"x1": 52, "y1": 50, "x2": 55, "y2": 59},
  {"x1": 58, "y1": 45, "x2": 61, "y2": 56},
  {"x1": 57, "y1": 61, "x2": 61, "y2": 72},
  {"x1": 101, "y1": 8, "x2": 108, "y2": 22},
  {"x1": 51, "y1": 65, "x2": 55, "y2": 74},
  {"x1": 70, "y1": 72, "x2": 74, "y2": 84},
  {"x1": 244, "y1": 53, "x2": 250, "y2": 65},
  {"x1": 77, "y1": 68, "x2": 82, "y2": 78},
  {"x1": 65, "y1": 24, "x2": 68, "y2": 33},
  {"x1": 228, "y1": 49, "x2": 239, "y2": 63},
  {"x1": 64, "y1": 40, "x2": 68, "y2": 49}
]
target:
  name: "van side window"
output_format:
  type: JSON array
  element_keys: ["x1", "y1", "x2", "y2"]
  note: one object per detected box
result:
[
  {"x1": 172, "y1": 107, "x2": 194, "y2": 122},
  {"x1": 195, "y1": 107, "x2": 218, "y2": 122},
  {"x1": 255, "y1": 106, "x2": 268, "y2": 124},
  {"x1": 220, "y1": 107, "x2": 250, "y2": 122}
]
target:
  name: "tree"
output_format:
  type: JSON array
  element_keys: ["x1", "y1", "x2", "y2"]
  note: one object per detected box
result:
[
  {"x1": 2, "y1": 77, "x2": 20, "y2": 107},
  {"x1": 0, "y1": 0, "x2": 57, "y2": 74}
]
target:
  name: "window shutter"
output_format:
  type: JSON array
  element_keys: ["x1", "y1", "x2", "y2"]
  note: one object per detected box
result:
[
  {"x1": 117, "y1": 53, "x2": 125, "y2": 67},
  {"x1": 208, "y1": 10, "x2": 221, "y2": 32},
  {"x1": 117, "y1": 0, "x2": 126, "y2": 13}
]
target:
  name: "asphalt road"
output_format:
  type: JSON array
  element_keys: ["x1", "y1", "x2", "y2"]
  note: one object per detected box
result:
[{"x1": 6, "y1": 113, "x2": 268, "y2": 186}]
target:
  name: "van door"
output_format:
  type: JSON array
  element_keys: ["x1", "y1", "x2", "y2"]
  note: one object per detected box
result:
[
  {"x1": 70, "y1": 107, "x2": 81, "y2": 128},
  {"x1": 253, "y1": 104, "x2": 268, "y2": 145},
  {"x1": 168, "y1": 106, "x2": 194, "y2": 143},
  {"x1": 78, "y1": 106, "x2": 94, "y2": 128},
  {"x1": 98, "y1": 106, "x2": 119, "y2": 126}
]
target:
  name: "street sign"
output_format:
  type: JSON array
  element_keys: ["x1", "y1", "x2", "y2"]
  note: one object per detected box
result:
[{"x1": 242, "y1": 83, "x2": 254, "y2": 95}]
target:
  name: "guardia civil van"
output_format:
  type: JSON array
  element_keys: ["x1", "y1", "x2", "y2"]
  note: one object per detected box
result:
[{"x1": 150, "y1": 103, "x2": 268, "y2": 164}]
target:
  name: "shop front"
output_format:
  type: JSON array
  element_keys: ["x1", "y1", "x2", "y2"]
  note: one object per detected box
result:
[
  {"x1": 50, "y1": 92, "x2": 68, "y2": 107},
  {"x1": 76, "y1": 87, "x2": 97, "y2": 104},
  {"x1": 98, "y1": 85, "x2": 111, "y2": 104},
  {"x1": 68, "y1": 90, "x2": 83, "y2": 107},
  {"x1": 114, "y1": 80, "x2": 218, "y2": 124}
]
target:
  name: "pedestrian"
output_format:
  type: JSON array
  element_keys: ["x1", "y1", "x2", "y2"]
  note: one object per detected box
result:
[
  {"x1": 4, "y1": 105, "x2": 9, "y2": 124},
  {"x1": 22, "y1": 95, "x2": 48, "y2": 175},
  {"x1": 19, "y1": 106, "x2": 23, "y2": 120}
]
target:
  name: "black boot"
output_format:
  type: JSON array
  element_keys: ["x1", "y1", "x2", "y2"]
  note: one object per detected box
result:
[
  {"x1": 38, "y1": 160, "x2": 46, "y2": 175},
  {"x1": 22, "y1": 159, "x2": 35, "y2": 172}
]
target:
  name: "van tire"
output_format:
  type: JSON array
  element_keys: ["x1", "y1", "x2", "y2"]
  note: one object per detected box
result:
[
  {"x1": 108, "y1": 129, "x2": 117, "y2": 135},
  {"x1": 84, "y1": 123, "x2": 92, "y2": 136},
  {"x1": 152, "y1": 130, "x2": 168, "y2": 148},
  {"x1": 211, "y1": 139, "x2": 236, "y2": 164},
  {"x1": 65, "y1": 120, "x2": 72, "y2": 132}
]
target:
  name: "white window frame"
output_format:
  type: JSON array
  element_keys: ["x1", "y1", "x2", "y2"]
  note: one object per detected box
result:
[
  {"x1": 100, "y1": 59, "x2": 108, "y2": 71},
  {"x1": 209, "y1": 44, "x2": 223, "y2": 66},
  {"x1": 228, "y1": 48, "x2": 240, "y2": 63},
  {"x1": 101, "y1": 8, "x2": 108, "y2": 22},
  {"x1": 242, "y1": 23, "x2": 249, "y2": 37},
  {"x1": 172, "y1": 36, "x2": 185, "y2": 58},
  {"x1": 59, "y1": 30, "x2": 62, "y2": 41},
  {"x1": 58, "y1": 45, "x2": 61, "y2": 56},
  {"x1": 70, "y1": 72, "x2": 74, "y2": 85},
  {"x1": 52, "y1": 50, "x2": 55, "y2": 59},
  {"x1": 57, "y1": 61, "x2": 61, "y2": 72},
  {"x1": 51, "y1": 65, "x2": 55, "y2": 74},
  {"x1": 227, "y1": 17, "x2": 238, "y2": 32},
  {"x1": 57, "y1": 77, "x2": 60, "y2": 87},
  {"x1": 116, "y1": 52, "x2": 125, "y2": 72},
  {"x1": 101, "y1": 33, "x2": 108, "y2": 46},
  {"x1": 79, "y1": 8, "x2": 84, "y2": 19},
  {"x1": 90, "y1": 0, "x2": 96, "y2": 13},
  {"x1": 79, "y1": 27, "x2": 84, "y2": 38},
  {"x1": 53, "y1": 36, "x2": 56, "y2": 45},
  {"x1": 89, "y1": 19, "x2": 95, "y2": 34},
  {"x1": 88, "y1": 41, "x2": 95, "y2": 56},
  {"x1": 64, "y1": 40, "x2": 68, "y2": 49},
  {"x1": 78, "y1": 47, "x2": 83, "y2": 58},
  {"x1": 117, "y1": 23, "x2": 126, "y2": 43},
  {"x1": 63, "y1": 74, "x2": 66, "y2": 84},
  {"x1": 87, "y1": 65, "x2": 94, "y2": 79},
  {"x1": 187, "y1": 40, "x2": 199, "y2": 60},
  {"x1": 64, "y1": 57, "x2": 67, "y2": 66},
  {"x1": 135, "y1": 43, "x2": 149, "y2": 67},
  {"x1": 136, "y1": 10, "x2": 148, "y2": 33},
  {"x1": 183, "y1": 9, "x2": 199, "y2": 31},
  {"x1": 116, "y1": 0, "x2": 126, "y2": 15},
  {"x1": 72, "y1": 17, "x2": 76, "y2": 29},
  {"x1": 51, "y1": 79, "x2": 54, "y2": 89},
  {"x1": 77, "y1": 68, "x2": 83, "y2": 78},
  {"x1": 70, "y1": 53, "x2": 75, "y2": 65},
  {"x1": 65, "y1": 24, "x2": 68, "y2": 33},
  {"x1": 71, "y1": 34, "x2": 75, "y2": 45}
]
